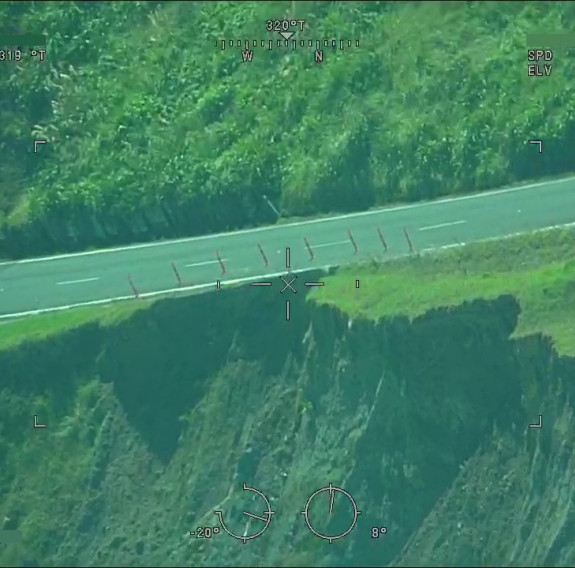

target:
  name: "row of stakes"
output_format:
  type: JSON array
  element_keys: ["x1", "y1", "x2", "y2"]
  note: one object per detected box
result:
[{"x1": 126, "y1": 226, "x2": 417, "y2": 298}]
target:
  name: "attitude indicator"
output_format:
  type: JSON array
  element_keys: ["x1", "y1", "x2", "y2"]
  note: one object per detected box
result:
[
  {"x1": 301, "y1": 483, "x2": 361, "y2": 543},
  {"x1": 214, "y1": 483, "x2": 275, "y2": 543}
]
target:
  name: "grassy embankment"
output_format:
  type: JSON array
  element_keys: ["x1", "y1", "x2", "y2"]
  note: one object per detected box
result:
[
  {"x1": 314, "y1": 226, "x2": 575, "y2": 356},
  {"x1": 0, "y1": 300, "x2": 153, "y2": 352}
]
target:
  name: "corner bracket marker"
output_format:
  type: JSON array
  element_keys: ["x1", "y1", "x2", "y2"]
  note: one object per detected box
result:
[
  {"x1": 529, "y1": 415, "x2": 542, "y2": 429},
  {"x1": 528, "y1": 140, "x2": 542, "y2": 154},
  {"x1": 34, "y1": 139, "x2": 47, "y2": 153},
  {"x1": 34, "y1": 415, "x2": 47, "y2": 428}
]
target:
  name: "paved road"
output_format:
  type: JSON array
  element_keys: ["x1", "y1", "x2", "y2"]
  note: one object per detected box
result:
[{"x1": 1, "y1": 176, "x2": 575, "y2": 318}]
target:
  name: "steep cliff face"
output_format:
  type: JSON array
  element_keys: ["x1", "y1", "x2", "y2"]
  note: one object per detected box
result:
[
  {"x1": 0, "y1": 276, "x2": 574, "y2": 567},
  {"x1": 395, "y1": 332, "x2": 575, "y2": 567}
]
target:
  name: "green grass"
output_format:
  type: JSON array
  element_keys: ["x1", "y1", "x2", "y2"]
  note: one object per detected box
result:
[
  {"x1": 313, "y1": 226, "x2": 575, "y2": 356},
  {"x1": 0, "y1": 299, "x2": 154, "y2": 352}
]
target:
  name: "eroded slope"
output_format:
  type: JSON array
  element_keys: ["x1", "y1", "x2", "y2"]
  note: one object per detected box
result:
[{"x1": 0, "y1": 273, "x2": 574, "y2": 567}]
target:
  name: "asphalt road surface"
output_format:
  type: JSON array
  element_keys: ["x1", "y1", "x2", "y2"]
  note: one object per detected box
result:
[{"x1": 1, "y1": 175, "x2": 574, "y2": 318}]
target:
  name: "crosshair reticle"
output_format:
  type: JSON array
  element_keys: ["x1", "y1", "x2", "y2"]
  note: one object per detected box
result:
[
  {"x1": 250, "y1": 247, "x2": 325, "y2": 321},
  {"x1": 280, "y1": 274, "x2": 297, "y2": 294},
  {"x1": 301, "y1": 483, "x2": 361, "y2": 543}
]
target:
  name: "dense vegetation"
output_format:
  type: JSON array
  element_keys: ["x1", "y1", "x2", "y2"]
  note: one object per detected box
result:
[{"x1": 1, "y1": 1, "x2": 575, "y2": 258}]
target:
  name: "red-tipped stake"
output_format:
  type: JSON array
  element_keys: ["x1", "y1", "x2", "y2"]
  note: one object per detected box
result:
[
  {"x1": 347, "y1": 229, "x2": 358, "y2": 254},
  {"x1": 403, "y1": 227, "x2": 415, "y2": 253},
  {"x1": 377, "y1": 227, "x2": 388, "y2": 251},
  {"x1": 216, "y1": 251, "x2": 226, "y2": 274},
  {"x1": 303, "y1": 237, "x2": 314, "y2": 261},
  {"x1": 257, "y1": 243, "x2": 269, "y2": 267},
  {"x1": 171, "y1": 262, "x2": 183, "y2": 286},
  {"x1": 127, "y1": 275, "x2": 139, "y2": 299}
]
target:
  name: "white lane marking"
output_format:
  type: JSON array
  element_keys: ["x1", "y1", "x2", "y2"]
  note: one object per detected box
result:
[
  {"x1": 2, "y1": 220, "x2": 575, "y2": 322},
  {"x1": 0, "y1": 266, "x2": 334, "y2": 321},
  {"x1": 56, "y1": 277, "x2": 100, "y2": 286},
  {"x1": 314, "y1": 240, "x2": 350, "y2": 249},
  {"x1": 1, "y1": 175, "x2": 574, "y2": 266},
  {"x1": 418, "y1": 220, "x2": 467, "y2": 231},
  {"x1": 185, "y1": 259, "x2": 228, "y2": 268},
  {"x1": 421, "y1": 243, "x2": 466, "y2": 253}
]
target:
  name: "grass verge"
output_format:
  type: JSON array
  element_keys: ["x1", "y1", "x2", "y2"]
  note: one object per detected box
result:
[
  {"x1": 313, "y1": 226, "x2": 575, "y2": 356},
  {"x1": 0, "y1": 299, "x2": 154, "y2": 352}
]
